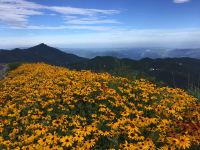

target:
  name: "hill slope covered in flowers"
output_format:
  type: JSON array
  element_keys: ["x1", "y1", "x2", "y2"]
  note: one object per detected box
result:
[{"x1": 0, "y1": 63, "x2": 199, "y2": 149}]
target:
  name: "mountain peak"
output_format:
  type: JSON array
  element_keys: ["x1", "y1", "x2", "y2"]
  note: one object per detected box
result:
[
  {"x1": 0, "y1": 44, "x2": 88, "y2": 65},
  {"x1": 30, "y1": 43, "x2": 53, "y2": 50},
  {"x1": 36, "y1": 43, "x2": 49, "y2": 47}
]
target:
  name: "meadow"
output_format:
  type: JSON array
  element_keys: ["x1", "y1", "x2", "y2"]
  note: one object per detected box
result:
[{"x1": 0, "y1": 63, "x2": 199, "y2": 149}]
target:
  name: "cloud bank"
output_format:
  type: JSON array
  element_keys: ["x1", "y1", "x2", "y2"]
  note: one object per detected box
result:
[
  {"x1": 173, "y1": 0, "x2": 191, "y2": 3},
  {"x1": 1, "y1": 28, "x2": 200, "y2": 48}
]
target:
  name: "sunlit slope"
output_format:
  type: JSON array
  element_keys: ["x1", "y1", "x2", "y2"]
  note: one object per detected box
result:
[{"x1": 0, "y1": 63, "x2": 199, "y2": 149}]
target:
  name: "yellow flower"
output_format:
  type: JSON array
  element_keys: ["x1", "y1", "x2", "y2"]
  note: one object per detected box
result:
[
  {"x1": 167, "y1": 137, "x2": 179, "y2": 147},
  {"x1": 177, "y1": 135, "x2": 191, "y2": 149},
  {"x1": 73, "y1": 134, "x2": 84, "y2": 143},
  {"x1": 122, "y1": 141, "x2": 133, "y2": 150},
  {"x1": 38, "y1": 138, "x2": 46, "y2": 146},
  {"x1": 126, "y1": 123, "x2": 139, "y2": 132},
  {"x1": 83, "y1": 139, "x2": 96, "y2": 149},
  {"x1": 0, "y1": 63, "x2": 199, "y2": 149},
  {"x1": 60, "y1": 136, "x2": 74, "y2": 147}
]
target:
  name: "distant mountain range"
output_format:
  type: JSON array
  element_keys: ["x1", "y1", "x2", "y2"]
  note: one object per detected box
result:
[
  {"x1": 168, "y1": 48, "x2": 200, "y2": 59},
  {"x1": 1, "y1": 44, "x2": 200, "y2": 89},
  {"x1": 62, "y1": 47, "x2": 200, "y2": 60},
  {"x1": 62, "y1": 48, "x2": 167, "y2": 60}
]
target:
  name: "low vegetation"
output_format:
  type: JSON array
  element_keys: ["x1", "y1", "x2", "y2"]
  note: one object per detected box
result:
[
  {"x1": 0, "y1": 63, "x2": 199, "y2": 149},
  {"x1": 7, "y1": 62, "x2": 22, "y2": 72}
]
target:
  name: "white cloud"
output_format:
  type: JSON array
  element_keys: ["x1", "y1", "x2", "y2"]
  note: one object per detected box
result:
[
  {"x1": 65, "y1": 16, "x2": 120, "y2": 25},
  {"x1": 6, "y1": 25, "x2": 112, "y2": 31},
  {"x1": 0, "y1": 0, "x2": 43, "y2": 26},
  {"x1": 49, "y1": 7, "x2": 119, "y2": 16},
  {"x1": 67, "y1": 25, "x2": 112, "y2": 31},
  {"x1": 0, "y1": 0, "x2": 120, "y2": 27},
  {"x1": 173, "y1": 0, "x2": 191, "y2": 3}
]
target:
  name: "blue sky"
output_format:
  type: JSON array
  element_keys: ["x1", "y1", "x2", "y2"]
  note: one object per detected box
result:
[{"x1": 0, "y1": 0, "x2": 200, "y2": 48}]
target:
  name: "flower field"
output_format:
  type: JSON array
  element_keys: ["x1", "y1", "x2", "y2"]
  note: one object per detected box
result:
[{"x1": 0, "y1": 63, "x2": 199, "y2": 149}]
